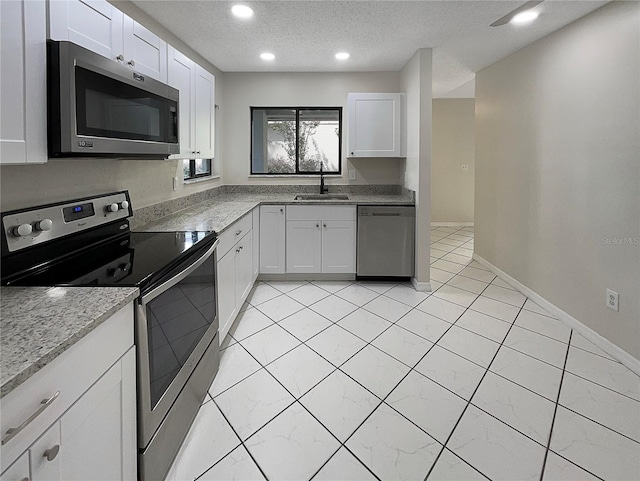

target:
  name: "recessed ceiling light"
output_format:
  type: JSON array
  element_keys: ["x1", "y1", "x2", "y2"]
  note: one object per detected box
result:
[
  {"x1": 511, "y1": 10, "x2": 539, "y2": 24},
  {"x1": 490, "y1": 0, "x2": 543, "y2": 27},
  {"x1": 260, "y1": 52, "x2": 275, "y2": 61},
  {"x1": 335, "y1": 52, "x2": 350, "y2": 60},
  {"x1": 231, "y1": 4, "x2": 254, "y2": 19}
]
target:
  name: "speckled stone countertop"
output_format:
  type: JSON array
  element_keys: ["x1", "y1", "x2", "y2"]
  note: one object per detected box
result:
[
  {"x1": 139, "y1": 192, "x2": 414, "y2": 233},
  {"x1": 0, "y1": 286, "x2": 138, "y2": 398}
]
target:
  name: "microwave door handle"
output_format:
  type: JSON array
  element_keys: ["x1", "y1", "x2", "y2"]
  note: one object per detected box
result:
[{"x1": 141, "y1": 239, "x2": 219, "y2": 304}]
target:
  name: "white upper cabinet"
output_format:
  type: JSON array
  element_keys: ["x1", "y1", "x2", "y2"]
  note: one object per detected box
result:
[
  {"x1": 167, "y1": 48, "x2": 215, "y2": 159},
  {"x1": 50, "y1": 0, "x2": 167, "y2": 82},
  {"x1": 347, "y1": 93, "x2": 406, "y2": 158},
  {"x1": 0, "y1": 0, "x2": 47, "y2": 165}
]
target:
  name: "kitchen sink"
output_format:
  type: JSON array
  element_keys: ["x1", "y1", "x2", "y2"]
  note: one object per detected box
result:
[{"x1": 294, "y1": 194, "x2": 350, "y2": 201}]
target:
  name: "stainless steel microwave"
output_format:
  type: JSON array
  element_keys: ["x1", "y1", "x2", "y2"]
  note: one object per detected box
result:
[{"x1": 47, "y1": 41, "x2": 179, "y2": 158}]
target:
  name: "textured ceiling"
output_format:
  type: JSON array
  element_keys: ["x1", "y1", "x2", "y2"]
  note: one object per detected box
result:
[{"x1": 131, "y1": 0, "x2": 607, "y2": 96}]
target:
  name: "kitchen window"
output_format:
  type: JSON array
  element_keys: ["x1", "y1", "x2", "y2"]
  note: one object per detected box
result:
[
  {"x1": 183, "y1": 158, "x2": 212, "y2": 180},
  {"x1": 251, "y1": 107, "x2": 342, "y2": 175}
]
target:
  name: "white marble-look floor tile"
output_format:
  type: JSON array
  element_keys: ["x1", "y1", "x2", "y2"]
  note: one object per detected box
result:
[
  {"x1": 311, "y1": 280, "x2": 353, "y2": 293},
  {"x1": 356, "y1": 281, "x2": 398, "y2": 294},
  {"x1": 541, "y1": 452, "x2": 601, "y2": 481},
  {"x1": 481, "y1": 284, "x2": 527, "y2": 308},
  {"x1": 565, "y1": 347, "x2": 640, "y2": 401},
  {"x1": 490, "y1": 346, "x2": 563, "y2": 401},
  {"x1": 166, "y1": 400, "x2": 240, "y2": 481},
  {"x1": 383, "y1": 284, "x2": 431, "y2": 307},
  {"x1": 396, "y1": 309, "x2": 452, "y2": 343},
  {"x1": 453, "y1": 246, "x2": 474, "y2": 257},
  {"x1": 306, "y1": 324, "x2": 367, "y2": 367},
  {"x1": 550, "y1": 406, "x2": 640, "y2": 481},
  {"x1": 432, "y1": 259, "x2": 466, "y2": 274},
  {"x1": 198, "y1": 445, "x2": 265, "y2": 481},
  {"x1": 522, "y1": 298, "x2": 555, "y2": 317},
  {"x1": 570, "y1": 332, "x2": 616, "y2": 360},
  {"x1": 472, "y1": 371, "x2": 555, "y2": 444},
  {"x1": 362, "y1": 295, "x2": 413, "y2": 322},
  {"x1": 312, "y1": 447, "x2": 376, "y2": 481},
  {"x1": 430, "y1": 279, "x2": 444, "y2": 291},
  {"x1": 209, "y1": 343, "x2": 261, "y2": 397},
  {"x1": 227, "y1": 306, "x2": 274, "y2": 342},
  {"x1": 448, "y1": 405, "x2": 546, "y2": 481},
  {"x1": 515, "y1": 309, "x2": 572, "y2": 343},
  {"x1": 489, "y1": 276, "x2": 516, "y2": 291},
  {"x1": 438, "y1": 238, "x2": 467, "y2": 249},
  {"x1": 245, "y1": 402, "x2": 339, "y2": 481},
  {"x1": 442, "y1": 252, "x2": 473, "y2": 266},
  {"x1": 278, "y1": 308, "x2": 332, "y2": 341},
  {"x1": 447, "y1": 233, "x2": 472, "y2": 242},
  {"x1": 455, "y1": 309, "x2": 512, "y2": 343},
  {"x1": 287, "y1": 283, "x2": 331, "y2": 306},
  {"x1": 434, "y1": 285, "x2": 478, "y2": 308},
  {"x1": 459, "y1": 266, "x2": 496, "y2": 283},
  {"x1": 246, "y1": 283, "x2": 282, "y2": 306},
  {"x1": 416, "y1": 296, "x2": 466, "y2": 323},
  {"x1": 447, "y1": 274, "x2": 489, "y2": 295},
  {"x1": 347, "y1": 403, "x2": 441, "y2": 481},
  {"x1": 467, "y1": 261, "x2": 489, "y2": 272},
  {"x1": 371, "y1": 324, "x2": 433, "y2": 366},
  {"x1": 220, "y1": 334, "x2": 237, "y2": 351},
  {"x1": 430, "y1": 267, "x2": 457, "y2": 283},
  {"x1": 240, "y1": 324, "x2": 300, "y2": 365},
  {"x1": 266, "y1": 344, "x2": 335, "y2": 398},
  {"x1": 503, "y1": 326, "x2": 569, "y2": 368},
  {"x1": 341, "y1": 345, "x2": 410, "y2": 399},
  {"x1": 437, "y1": 325, "x2": 501, "y2": 367},
  {"x1": 255, "y1": 294, "x2": 305, "y2": 322},
  {"x1": 387, "y1": 371, "x2": 467, "y2": 443},
  {"x1": 266, "y1": 280, "x2": 307, "y2": 293},
  {"x1": 300, "y1": 370, "x2": 380, "y2": 442},
  {"x1": 427, "y1": 449, "x2": 488, "y2": 481},
  {"x1": 469, "y1": 296, "x2": 521, "y2": 323},
  {"x1": 337, "y1": 309, "x2": 392, "y2": 342},
  {"x1": 559, "y1": 372, "x2": 640, "y2": 442},
  {"x1": 415, "y1": 346, "x2": 486, "y2": 401},
  {"x1": 309, "y1": 295, "x2": 358, "y2": 322},
  {"x1": 432, "y1": 242, "x2": 456, "y2": 253},
  {"x1": 335, "y1": 284, "x2": 380, "y2": 306},
  {"x1": 215, "y1": 369, "x2": 294, "y2": 440}
]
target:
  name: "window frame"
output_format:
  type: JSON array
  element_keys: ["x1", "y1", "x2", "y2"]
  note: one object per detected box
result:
[
  {"x1": 183, "y1": 158, "x2": 212, "y2": 181},
  {"x1": 250, "y1": 106, "x2": 342, "y2": 176}
]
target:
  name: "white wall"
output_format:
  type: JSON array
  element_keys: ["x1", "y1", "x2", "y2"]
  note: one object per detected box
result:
[
  {"x1": 221, "y1": 72, "x2": 403, "y2": 186},
  {"x1": 475, "y1": 2, "x2": 640, "y2": 358},
  {"x1": 432, "y1": 99, "x2": 475, "y2": 223}
]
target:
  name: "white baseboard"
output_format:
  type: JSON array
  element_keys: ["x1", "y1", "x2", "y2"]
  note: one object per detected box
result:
[
  {"x1": 431, "y1": 222, "x2": 474, "y2": 227},
  {"x1": 411, "y1": 278, "x2": 432, "y2": 292},
  {"x1": 473, "y1": 253, "x2": 640, "y2": 377}
]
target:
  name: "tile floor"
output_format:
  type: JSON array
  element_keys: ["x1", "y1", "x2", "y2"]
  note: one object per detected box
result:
[{"x1": 166, "y1": 226, "x2": 640, "y2": 481}]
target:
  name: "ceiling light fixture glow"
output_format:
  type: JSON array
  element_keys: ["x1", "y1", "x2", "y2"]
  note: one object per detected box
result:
[
  {"x1": 231, "y1": 4, "x2": 254, "y2": 19},
  {"x1": 260, "y1": 52, "x2": 275, "y2": 61},
  {"x1": 335, "y1": 52, "x2": 350, "y2": 60},
  {"x1": 511, "y1": 10, "x2": 539, "y2": 24}
]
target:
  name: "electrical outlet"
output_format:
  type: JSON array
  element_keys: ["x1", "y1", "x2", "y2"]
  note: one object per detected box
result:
[
  {"x1": 348, "y1": 170, "x2": 356, "y2": 181},
  {"x1": 606, "y1": 289, "x2": 619, "y2": 311},
  {"x1": 173, "y1": 176, "x2": 179, "y2": 192},
  {"x1": 461, "y1": 164, "x2": 469, "y2": 171}
]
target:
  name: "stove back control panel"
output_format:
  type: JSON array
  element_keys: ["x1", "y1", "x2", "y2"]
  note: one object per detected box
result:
[{"x1": 2, "y1": 192, "x2": 132, "y2": 253}]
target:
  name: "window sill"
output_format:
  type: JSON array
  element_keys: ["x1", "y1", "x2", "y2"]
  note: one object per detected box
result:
[
  {"x1": 184, "y1": 175, "x2": 221, "y2": 185},
  {"x1": 249, "y1": 174, "x2": 342, "y2": 179}
]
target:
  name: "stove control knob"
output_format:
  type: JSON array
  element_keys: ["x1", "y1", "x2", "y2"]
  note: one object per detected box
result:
[
  {"x1": 120, "y1": 200, "x2": 129, "y2": 210},
  {"x1": 35, "y1": 219, "x2": 53, "y2": 232},
  {"x1": 12, "y1": 223, "x2": 33, "y2": 237},
  {"x1": 107, "y1": 203, "x2": 119, "y2": 213}
]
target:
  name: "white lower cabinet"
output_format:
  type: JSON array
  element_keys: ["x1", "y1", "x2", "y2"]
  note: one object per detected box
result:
[
  {"x1": 259, "y1": 206, "x2": 286, "y2": 274},
  {"x1": 0, "y1": 452, "x2": 28, "y2": 481},
  {"x1": 285, "y1": 206, "x2": 356, "y2": 274}
]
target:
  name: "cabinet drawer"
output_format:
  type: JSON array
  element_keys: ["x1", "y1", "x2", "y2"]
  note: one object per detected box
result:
[
  {"x1": 217, "y1": 213, "x2": 252, "y2": 258},
  {"x1": 286, "y1": 205, "x2": 356, "y2": 221},
  {"x1": 0, "y1": 303, "x2": 134, "y2": 472}
]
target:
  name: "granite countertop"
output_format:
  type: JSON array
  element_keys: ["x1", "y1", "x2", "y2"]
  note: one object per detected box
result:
[
  {"x1": 0, "y1": 286, "x2": 139, "y2": 398},
  {"x1": 139, "y1": 192, "x2": 414, "y2": 233}
]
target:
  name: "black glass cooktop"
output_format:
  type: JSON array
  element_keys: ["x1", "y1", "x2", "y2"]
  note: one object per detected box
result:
[{"x1": 5, "y1": 231, "x2": 216, "y2": 289}]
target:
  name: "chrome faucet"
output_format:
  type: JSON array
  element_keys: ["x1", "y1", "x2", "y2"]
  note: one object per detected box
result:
[{"x1": 319, "y1": 163, "x2": 328, "y2": 195}]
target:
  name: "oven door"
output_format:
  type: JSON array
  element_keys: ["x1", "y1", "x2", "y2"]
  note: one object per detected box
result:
[{"x1": 135, "y1": 239, "x2": 219, "y2": 451}]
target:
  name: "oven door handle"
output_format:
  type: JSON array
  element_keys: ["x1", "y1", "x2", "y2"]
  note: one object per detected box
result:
[{"x1": 141, "y1": 239, "x2": 219, "y2": 304}]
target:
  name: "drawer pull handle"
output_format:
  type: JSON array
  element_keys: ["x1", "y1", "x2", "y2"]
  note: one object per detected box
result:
[
  {"x1": 1, "y1": 391, "x2": 60, "y2": 445},
  {"x1": 235, "y1": 229, "x2": 242, "y2": 236},
  {"x1": 44, "y1": 444, "x2": 60, "y2": 462}
]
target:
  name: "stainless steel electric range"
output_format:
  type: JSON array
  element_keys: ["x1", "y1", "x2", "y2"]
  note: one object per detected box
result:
[{"x1": 1, "y1": 191, "x2": 220, "y2": 481}]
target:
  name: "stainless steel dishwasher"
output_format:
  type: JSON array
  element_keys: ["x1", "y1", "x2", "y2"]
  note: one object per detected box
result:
[{"x1": 357, "y1": 205, "x2": 415, "y2": 277}]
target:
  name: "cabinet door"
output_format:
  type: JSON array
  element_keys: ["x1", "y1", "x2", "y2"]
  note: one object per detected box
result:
[
  {"x1": 252, "y1": 208, "x2": 260, "y2": 282},
  {"x1": 1, "y1": 0, "x2": 47, "y2": 165},
  {"x1": 168, "y1": 46, "x2": 195, "y2": 158},
  {"x1": 286, "y1": 221, "x2": 322, "y2": 274},
  {"x1": 29, "y1": 422, "x2": 61, "y2": 481},
  {"x1": 49, "y1": 0, "x2": 124, "y2": 62},
  {"x1": 259, "y1": 206, "x2": 286, "y2": 274},
  {"x1": 347, "y1": 93, "x2": 404, "y2": 157},
  {"x1": 0, "y1": 451, "x2": 29, "y2": 481},
  {"x1": 322, "y1": 221, "x2": 356, "y2": 273},
  {"x1": 194, "y1": 65, "x2": 215, "y2": 159},
  {"x1": 122, "y1": 14, "x2": 167, "y2": 82},
  {"x1": 235, "y1": 231, "x2": 254, "y2": 307},
  {"x1": 217, "y1": 249, "x2": 237, "y2": 343},
  {"x1": 59, "y1": 348, "x2": 136, "y2": 481}
]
